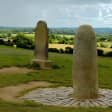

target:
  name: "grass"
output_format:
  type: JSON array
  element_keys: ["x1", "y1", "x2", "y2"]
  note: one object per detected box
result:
[
  {"x1": 0, "y1": 45, "x2": 112, "y2": 111},
  {"x1": 0, "y1": 100, "x2": 112, "y2": 112},
  {"x1": 0, "y1": 45, "x2": 73, "y2": 87},
  {"x1": 0, "y1": 46, "x2": 33, "y2": 68},
  {"x1": 0, "y1": 45, "x2": 112, "y2": 88}
]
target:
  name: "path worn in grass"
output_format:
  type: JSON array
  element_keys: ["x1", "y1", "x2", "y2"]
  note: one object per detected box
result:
[
  {"x1": 0, "y1": 81, "x2": 51, "y2": 101},
  {"x1": 0, "y1": 67, "x2": 35, "y2": 74},
  {"x1": 0, "y1": 66, "x2": 52, "y2": 102}
]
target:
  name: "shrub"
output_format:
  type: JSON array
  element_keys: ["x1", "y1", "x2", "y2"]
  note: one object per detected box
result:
[
  {"x1": 100, "y1": 43, "x2": 108, "y2": 48},
  {"x1": 52, "y1": 64, "x2": 60, "y2": 69},
  {"x1": 48, "y1": 47, "x2": 73, "y2": 54},
  {"x1": 48, "y1": 48, "x2": 59, "y2": 53},
  {"x1": 13, "y1": 33, "x2": 34, "y2": 49},
  {"x1": 0, "y1": 39, "x2": 5, "y2": 45},
  {"x1": 97, "y1": 49, "x2": 104, "y2": 56},
  {"x1": 104, "y1": 51, "x2": 112, "y2": 57},
  {"x1": 5, "y1": 40, "x2": 13, "y2": 46},
  {"x1": 30, "y1": 63, "x2": 40, "y2": 69},
  {"x1": 109, "y1": 45, "x2": 112, "y2": 48},
  {"x1": 59, "y1": 48, "x2": 64, "y2": 53},
  {"x1": 65, "y1": 47, "x2": 73, "y2": 54}
]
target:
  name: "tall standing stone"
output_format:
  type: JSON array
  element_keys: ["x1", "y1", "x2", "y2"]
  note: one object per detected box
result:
[
  {"x1": 32, "y1": 21, "x2": 51, "y2": 69},
  {"x1": 72, "y1": 25, "x2": 98, "y2": 99}
]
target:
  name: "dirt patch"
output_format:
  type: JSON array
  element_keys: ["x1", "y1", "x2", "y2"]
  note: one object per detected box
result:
[
  {"x1": 0, "y1": 67, "x2": 35, "y2": 74},
  {"x1": 0, "y1": 67, "x2": 52, "y2": 102},
  {"x1": 0, "y1": 81, "x2": 51, "y2": 102}
]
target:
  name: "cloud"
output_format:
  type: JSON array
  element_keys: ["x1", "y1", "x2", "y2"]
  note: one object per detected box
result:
[
  {"x1": 69, "y1": 0, "x2": 112, "y2": 4},
  {"x1": 0, "y1": 0, "x2": 112, "y2": 27},
  {"x1": 27, "y1": 0, "x2": 112, "y2": 5},
  {"x1": 97, "y1": 4, "x2": 112, "y2": 26}
]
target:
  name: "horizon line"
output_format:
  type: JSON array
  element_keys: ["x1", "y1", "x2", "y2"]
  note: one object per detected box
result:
[{"x1": 1, "y1": 26, "x2": 112, "y2": 29}]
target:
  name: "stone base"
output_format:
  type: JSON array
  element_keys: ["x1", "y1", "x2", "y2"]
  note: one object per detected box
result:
[
  {"x1": 32, "y1": 59, "x2": 52, "y2": 69},
  {"x1": 21, "y1": 87, "x2": 112, "y2": 108}
]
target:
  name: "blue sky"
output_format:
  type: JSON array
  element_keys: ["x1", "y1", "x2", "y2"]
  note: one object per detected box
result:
[{"x1": 0, "y1": 0, "x2": 112, "y2": 27}]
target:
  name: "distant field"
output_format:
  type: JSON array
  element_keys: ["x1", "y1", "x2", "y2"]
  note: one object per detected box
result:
[
  {"x1": 1, "y1": 33, "x2": 112, "y2": 51},
  {"x1": 97, "y1": 42, "x2": 112, "y2": 46},
  {"x1": 55, "y1": 34, "x2": 74, "y2": 38},
  {"x1": 49, "y1": 44, "x2": 112, "y2": 51},
  {"x1": 49, "y1": 44, "x2": 73, "y2": 49},
  {"x1": 12, "y1": 33, "x2": 35, "y2": 40},
  {"x1": 98, "y1": 47, "x2": 112, "y2": 52},
  {"x1": 1, "y1": 33, "x2": 73, "y2": 38}
]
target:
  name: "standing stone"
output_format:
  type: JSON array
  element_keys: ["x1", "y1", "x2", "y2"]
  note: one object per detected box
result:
[
  {"x1": 72, "y1": 25, "x2": 98, "y2": 99},
  {"x1": 32, "y1": 21, "x2": 51, "y2": 69}
]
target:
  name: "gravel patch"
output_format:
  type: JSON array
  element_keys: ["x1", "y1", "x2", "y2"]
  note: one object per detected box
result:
[{"x1": 21, "y1": 87, "x2": 112, "y2": 107}]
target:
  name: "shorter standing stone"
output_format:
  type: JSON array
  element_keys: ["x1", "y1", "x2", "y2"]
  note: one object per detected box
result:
[{"x1": 32, "y1": 20, "x2": 52, "y2": 69}]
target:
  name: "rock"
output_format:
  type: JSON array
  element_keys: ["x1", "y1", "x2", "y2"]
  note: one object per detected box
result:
[{"x1": 72, "y1": 25, "x2": 98, "y2": 99}]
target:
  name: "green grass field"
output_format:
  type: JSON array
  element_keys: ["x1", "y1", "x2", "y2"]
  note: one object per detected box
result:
[{"x1": 0, "y1": 45, "x2": 112, "y2": 112}]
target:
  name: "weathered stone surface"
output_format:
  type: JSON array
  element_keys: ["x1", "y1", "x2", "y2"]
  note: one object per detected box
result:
[
  {"x1": 32, "y1": 21, "x2": 52, "y2": 69},
  {"x1": 21, "y1": 87, "x2": 112, "y2": 107},
  {"x1": 72, "y1": 25, "x2": 98, "y2": 99}
]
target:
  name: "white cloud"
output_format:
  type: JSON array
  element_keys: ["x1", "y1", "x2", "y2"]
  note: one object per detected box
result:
[
  {"x1": 96, "y1": 4, "x2": 112, "y2": 27},
  {"x1": 26, "y1": 0, "x2": 112, "y2": 5},
  {"x1": 0, "y1": 0, "x2": 112, "y2": 27}
]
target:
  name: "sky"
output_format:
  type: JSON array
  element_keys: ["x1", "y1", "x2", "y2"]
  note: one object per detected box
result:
[{"x1": 0, "y1": 0, "x2": 112, "y2": 27}]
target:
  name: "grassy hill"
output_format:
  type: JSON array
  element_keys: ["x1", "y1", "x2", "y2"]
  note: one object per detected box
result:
[{"x1": 0, "y1": 45, "x2": 112, "y2": 112}]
